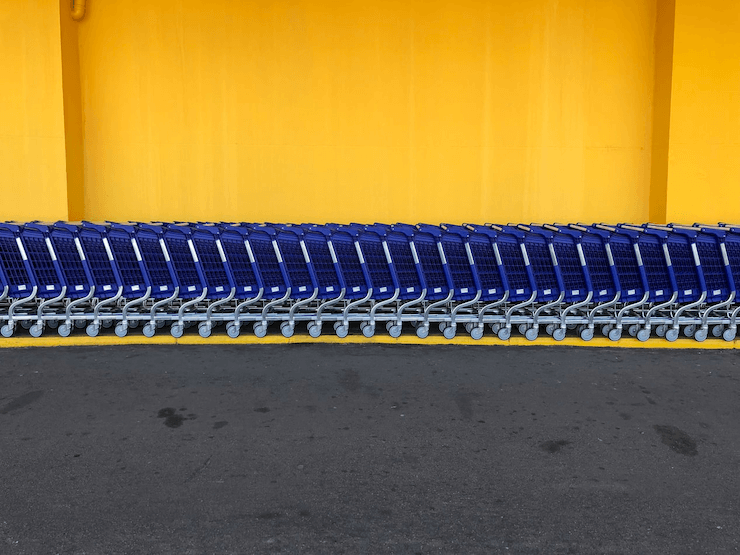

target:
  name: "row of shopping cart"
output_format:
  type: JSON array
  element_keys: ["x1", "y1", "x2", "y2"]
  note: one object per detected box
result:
[{"x1": 0, "y1": 221, "x2": 739, "y2": 342}]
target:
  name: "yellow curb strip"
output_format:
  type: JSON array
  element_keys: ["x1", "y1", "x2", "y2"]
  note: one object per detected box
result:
[{"x1": 0, "y1": 334, "x2": 736, "y2": 349}]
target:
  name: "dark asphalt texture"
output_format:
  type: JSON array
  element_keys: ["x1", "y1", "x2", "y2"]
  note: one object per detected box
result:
[{"x1": 1, "y1": 344, "x2": 739, "y2": 554}]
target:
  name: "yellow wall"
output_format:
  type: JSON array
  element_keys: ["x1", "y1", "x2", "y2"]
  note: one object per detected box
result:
[
  {"x1": 0, "y1": 0, "x2": 69, "y2": 221},
  {"x1": 76, "y1": 0, "x2": 658, "y2": 224},
  {"x1": 666, "y1": 0, "x2": 740, "y2": 224}
]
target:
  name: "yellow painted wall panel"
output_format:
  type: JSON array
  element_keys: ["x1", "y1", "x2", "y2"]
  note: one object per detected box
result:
[
  {"x1": 0, "y1": 0, "x2": 69, "y2": 221},
  {"x1": 77, "y1": 0, "x2": 658, "y2": 223},
  {"x1": 666, "y1": 0, "x2": 740, "y2": 223}
]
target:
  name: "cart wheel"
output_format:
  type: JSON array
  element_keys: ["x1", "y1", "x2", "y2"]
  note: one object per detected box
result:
[
  {"x1": 29, "y1": 324, "x2": 43, "y2": 338},
  {"x1": 416, "y1": 325, "x2": 429, "y2": 339},
  {"x1": 362, "y1": 324, "x2": 375, "y2": 338},
  {"x1": 601, "y1": 324, "x2": 613, "y2": 337},
  {"x1": 580, "y1": 327, "x2": 594, "y2": 341},
  {"x1": 114, "y1": 322, "x2": 128, "y2": 337},
  {"x1": 567, "y1": 323, "x2": 578, "y2": 330},
  {"x1": 198, "y1": 323, "x2": 212, "y2": 338},
  {"x1": 334, "y1": 321, "x2": 343, "y2": 331},
  {"x1": 226, "y1": 322, "x2": 240, "y2": 339},
  {"x1": 637, "y1": 328, "x2": 651, "y2": 342},
  {"x1": 545, "y1": 324, "x2": 556, "y2": 336},
  {"x1": 552, "y1": 328, "x2": 566, "y2": 342},
  {"x1": 723, "y1": 328, "x2": 737, "y2": 342},
  {"x1": 470, "y1": 326, "x2": 484, "y2": 340},
  {"x1": 20, "y1": 320, "x2": 32, "y2": 330},
  {"x1": 1, "y1": 324, "x2": 15, "y2": 338},
  {"x1": 694, "y1": 328, "x2": 708, "y2": 342},
  {"x1": 497, "y1": 327, "x2": 511, "y2": 341},
  {"x1": 142, "y1": 323, "x2": 156, "y2": 338},
  {"x1": 102, "y1": 319, "x2": 113, "y2": 329},
  {"x1": 47, "y1": 320, "x2": 59, "y2": 329},
  {"x1": 525, "y1": 327, "x2": 539, "y2": 341},
  {"x1": 464, "y1": 323, "x2": 474, "y2": 333},
  {"x1": 438, "y1": 322, "x2": 448, "y2": 333},
  {"x1": 156, "y1": 320, "x2": 166, "y2": 329},
  {"x1": 608, "y1": 328, "x2": 622, "y2": 342},
  {"x1": 490, "y1": 323, "x2": 501, "y2": 334},
  {"x1": 281, "y1": 322, "x2": 295, "y2": 338},
  {"x1": 74, "y1": 320, "x2": 86, "y2": 329},
  {"x1": 58, "y1": 324, "x2": 72, "y2": 338},
  {"x1": 628, "y1": 325, "x2": 639, "y2": 337},
  {"x1": 253, "y1": 323, "x2": 268, "y2": 338},
  {"x1": 443, "y1": 325, "x2": 456, "y2": 340},
  {"x1": 665, "y1": 328, "x2": 679, "y2": 342},
  {"x1": 335, "y1": 324, "x2": 348, "y2": 338},
  {"x1": 655, "y1": 325, "x2": 667, "y2": 337},
  {"x1": 86, "y1": 323, "x2": 100, "y2": 338},
  {"x1": 308, "y1": 323, "x2": 322, "y2": 338},
  {"x1": 385, "y1": 321, "x2": 394, "y2": 331},
  {"x1": 518, "y1": 324, "x2": 528, "y2": 335},
  {"x1": 388, "y1": 325, "x2": 402, "y2": 338},
  {"x1": 683, "y1": 324, "x2": 696, "y2": 338},
  {"x1": 170, "y1": 324, "x2": 184, "y2": 338},
  {"x1": 129, "y1": 320, "x2": 139, "y2": 329},
  {"x1": 712, "y1": 325, "x2": 724, "y2": 338}
]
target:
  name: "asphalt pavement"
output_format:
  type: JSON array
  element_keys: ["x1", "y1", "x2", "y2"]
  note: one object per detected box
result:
[{"x1": 1, "y1": 344, "x2": 739, "y2": 554}]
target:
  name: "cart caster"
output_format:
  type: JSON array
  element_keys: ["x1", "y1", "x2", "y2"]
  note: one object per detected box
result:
[
  {"x1": 57, "y1": 324, "x2": 72, "y2": 338},
  {"x1": 518, "y1": 323, "x2": 528, "y2": 335},
  {"x1": 198, "y1": 323, "x2": 212, "y2": 338},
  {"x1": 47, "y1": 320, "x2": 59, "y2": 329},
  {"x1": 362, "y1": 324, "x2": 375, "y2": 338},
  {"x1": 335, "y1": 324, "x2": 348, "y2": 338},
  {"x1": 1, "y1": 324, "x2": 14, "y2": 338},
  {"x1": 86, "y1": 323, "x2": 100, "y2": 337},
  {"x1": 308, "y1": 322, "x2": 322, "y2": 338},
  {"x1": 129, "y1": 320, "x2": 139, "y2": 329},
  {"x1": 443, "y1": 325, "x2": 456, "y2": 340},
  {"x1": 684, "y1": 324, "x2": 696, "y2": 338},
  {"x1": 281, "y1": 322, "x2": 295, "y2": 338},
  {"x1": 385, "y1": 321, "x2": 394, "y2": 331},
  {"x1": 388, "y1": 324, "x2": 402, "y2": 338},
  {"x1": 142, "y1": 323, "x2": 156, "y2": 338},
  {"x1": 226, "y1": 322, "x2": 240, "y2": 338},
  {"x1": 75, "y1": 320, "x2": 86, "y2": 329},
  {"x1": 552, "y1": 328, "x2": 566, "y2": 342},
  {"x1": 601, "y1": 324, "x2": 613, "y2": 337},
  {"x1": 525, "y1": 327, "x2": 539, "y2": 341},
  {"x1": 655, "y1": 325, "x2": 667, "y2": 337},
  {"x1": 115, "y1": 322, "x2": 128, "y2": 337},
  {"x1": 490, "y1": 323, "x2": 501, "y2": 334},
  {"x1": 608, "y1": 328, "x2": 622, "y2": 342},
  {"x1": 628, "y1": 324, "x2": 639, "y2": 337},
  {"x1": 545, "y1": 324, "x2": 556, "y2": 336},
  {"x1": 170, "y1": 324, "x2": 184, "y2": 338},
  {"x1": 470, "y1": 326, "x2": 484, "y2": 340},
  {"x1": 29, "y1": 324, "x2": 43, "y2": 338},
  {"x1": 438, "y1": 322, "x2": 448, "y2": 333},
  {"x1": 567, "y1": 323, "x2": 578, "y2": 330},
  {"x1": 723, "y1": 328, "x2": 736, "y2": 342},
  {"x1": 253, "y1": 323, "x2": 268, "y2": 338},
  {"x1": 712, "y1": 325, "x2": 724, "y2": 338},
  {"x1": 694, "y1": 328, "x2": 708, "y2": 342},
  {"x1": 580, "y1": 327, "x2": 594, "y2": 341},
  {"x1": 637, "y1": 328, "x2": 651, "y2": 342},
  {"x1": 416, "y1": 325, "x2": 429, "y2": 339},
  {"x1": 156, "y1": 320, "x2": 165, "y2": 329},
  {"x1": 665, "y1": 328, "x2": 679, "y2": 342},
  {"x1": 497, "y1": 327, "x2": 511, "y2": 341},
  {"x1": 20, "y1": 320, "x2": 33, "y2": 330},
  {"x1": 102, "y1": 319, "x2": 113, "y2": 329}
]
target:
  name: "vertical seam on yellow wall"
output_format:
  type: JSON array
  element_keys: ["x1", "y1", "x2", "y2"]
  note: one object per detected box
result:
[
  {"x1": 649, "y1": 0, "x2": 676, "y2": 224},
  {"x1": 59, "y1": 0, "x2": 85, "y2": 221}
]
